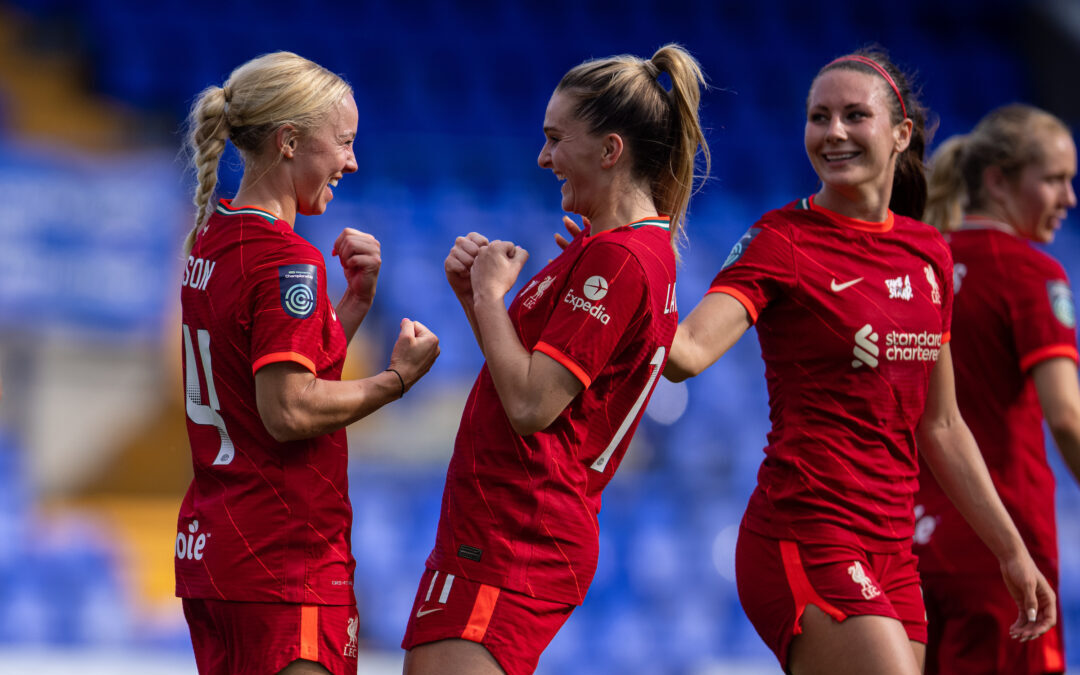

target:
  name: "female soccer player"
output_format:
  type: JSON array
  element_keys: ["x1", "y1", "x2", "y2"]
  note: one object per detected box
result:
[
  {"x1": 664, "y1": 50, "x2": 1056, "y2": 675},
  {"x1": 176, "y1": 51, "x2": 440, "y2": 675},
  {"x1": 401, "y1": 44, "x2": 710, "y2": 675},
  {"x1": 914, "y1": 104, "x2": 1079, "y2": 675}
]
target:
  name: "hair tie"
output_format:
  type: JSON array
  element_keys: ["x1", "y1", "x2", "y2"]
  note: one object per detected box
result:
[
  {"x1": 824, "y1": 55, "x2": 907, "y2": 120},
  {"x1": 222, "y1": 85, "x2": 233, "y2": 104}
]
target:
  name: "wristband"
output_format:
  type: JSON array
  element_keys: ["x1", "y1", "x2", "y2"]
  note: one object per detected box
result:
[{"x1": 385, "y1": 368, "x2": 405, "y2": 398}]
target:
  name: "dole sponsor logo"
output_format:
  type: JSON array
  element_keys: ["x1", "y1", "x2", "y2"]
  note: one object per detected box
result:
[
  {"x1": 564, "y1": 275, "x2": 611, "y2": 324},
  {"x1": 852, "y1": 323, "x2": 942, "y2": 368},
  {"x1": 176, "y1": 519, "x2": 210, "y2": 561}
]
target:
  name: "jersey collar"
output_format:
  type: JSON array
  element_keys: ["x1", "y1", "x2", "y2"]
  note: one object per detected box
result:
[
  {"x1": 805, "y1": 195, "x2": 894, "y2": 233},
  {"x1": 216, "y1": 199, "x2": 280, "y2": 225}
]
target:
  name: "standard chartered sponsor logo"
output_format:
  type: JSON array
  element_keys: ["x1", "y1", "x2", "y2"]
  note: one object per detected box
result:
[
  {"x1": 852, "y1": 323, "x2": 942, "y2": 369},
  {"x1": 852, "y1": 324, "x2": 879, "y2": 368}
]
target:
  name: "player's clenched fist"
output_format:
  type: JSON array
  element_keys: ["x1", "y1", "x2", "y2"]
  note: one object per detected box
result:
[
  {"x1": 444, "y1": 232, "x2": 490, "y2": 299},
  {"x1": 333, "y1": 228, "x2": 381, "y2": 306},
  {"x1": 471, "y1": 240, "x2": 529, "y2": 302},
  {"x1": 388, "y1": 318, "x2": 440, "y2": 392}
]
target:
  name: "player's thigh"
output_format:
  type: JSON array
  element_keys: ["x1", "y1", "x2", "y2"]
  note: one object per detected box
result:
[
  {"x1": 277, "y1": 660, "x2": 331, "y2": 675},
  {"x1": 404, "y1": 638, "x2": 504, "y2": 675},
  {"x1": 788, "y1": 604, "x2": 921, "y2": 675}
]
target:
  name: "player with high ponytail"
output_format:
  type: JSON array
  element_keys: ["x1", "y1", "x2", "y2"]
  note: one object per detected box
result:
[{"x1": 402, "y1": 44, "x2": 709, "y2": 675}]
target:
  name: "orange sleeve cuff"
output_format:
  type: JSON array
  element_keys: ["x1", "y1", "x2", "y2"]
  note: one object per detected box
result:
[
  {"x1": 707, "y1": 285, "x2": 759, "y2": 324},
  {"x1": 534, "y1": 341, "x2": 592, "y2": 388},
  {"x1": 1019, "y1": 344, "x2": 1079, "y2": 373},
  {"x1": 252, "y1": 351, "x2": 317, "y2": 376}
]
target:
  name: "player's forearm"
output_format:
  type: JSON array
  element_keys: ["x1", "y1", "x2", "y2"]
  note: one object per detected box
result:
[
  {"x1": 472, "y1": 294, "x2": 551, "y2": 434},
  {"x1": 1050, "y1": 420, "x2": 1080, "y2": 486},
  {"x1": 258, "y1": 370, "x2": 402, "y2": 442},
  {"x1": 918, "y1": 419, "x2": 1027, "y2": 561},
  {"x1": 456, "y1": 291, "x2": 484, "y2": 352},
  {"x1": 335, "y1": 293, "x2": 373, "y2": 342}
]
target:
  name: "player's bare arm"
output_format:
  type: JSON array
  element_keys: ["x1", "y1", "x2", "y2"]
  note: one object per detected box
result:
[
  {"x1": 471, "y1": 240, "x2": 583, "y2": 435},
  {"x1": 333, "y1": 227, "x2": 381, "y2": 340},
  {"x1": 255, "y1": 318, "x2": 439, "y2": 441},
  {"x1": 916, "y1": 344, "x2": 1056, "y2": 642},
  {"x1": 445, "y1": 232, "x2": 490, "y2": 349},
  {"x1": 1032, "y1": 357, "x2": 1080, "y2": 484},
  {"x1": 664, "y1": 292, "x2": 751, "y2": 382}
]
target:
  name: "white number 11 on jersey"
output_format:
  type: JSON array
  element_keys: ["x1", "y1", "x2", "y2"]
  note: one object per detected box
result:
[
  {"x1": 182, "y1": 324, "x2": 235, "y2": 465},
  {"x1": 590, "y1": 346, "x2": 665, "y2": 472}
]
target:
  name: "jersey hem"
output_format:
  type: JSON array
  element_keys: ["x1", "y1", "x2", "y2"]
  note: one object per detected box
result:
[{"x1": 707, "y1": 285, "x2": 759, "y2": 323}]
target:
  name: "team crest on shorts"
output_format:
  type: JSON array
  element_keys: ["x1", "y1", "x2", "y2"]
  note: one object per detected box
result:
[
  {"x1": 343, "y1": 615, "x2": 359, "y2": 658},
  {"x1": 847, "y1": 561, "x2": 882, "y2": 600},
  {"x1": 1048, "y1": 281, "x2": 1076, "y2": 329},
  {"x1": 278, "y1": 264, "x2": 318, "y2": 319}
]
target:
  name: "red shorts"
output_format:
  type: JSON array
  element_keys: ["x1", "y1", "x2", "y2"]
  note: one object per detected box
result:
[
  {"x1": 922, "y1": 571, "x2": 1065, "y2": 674},
  {"x1": 182, "y1": 599, "x2": 359, "y2": 675},
  {"x1": 401, "y1": 567, "x2": 575, "y2": 675},
  {"x1": 735, "y1": 525, "x2": 927, "y2": 671}
]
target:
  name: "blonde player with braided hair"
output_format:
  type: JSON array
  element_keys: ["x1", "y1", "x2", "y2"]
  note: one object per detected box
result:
[
  {"x1": 176, "y1": 51, "x2": 439, "y2": 675},
  {"x1": 915, "y1": 103, "x2": 1079, "y2": 675},
  {"x1": 402, "y1": 43, "x2": 708, "y2": 675}
]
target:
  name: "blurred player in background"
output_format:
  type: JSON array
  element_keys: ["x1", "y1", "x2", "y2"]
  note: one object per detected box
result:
[
  {"x1": 914, "y1": 103, "x2": 1079, "y2": 675},
  {"x1": 401, "y1": 44, "x2": 709, "y2": 675},
  {"x1": 176, "y1": 51, "x2": 439, "y2": 675},
  {"x1": 664, "y1": 49, "x2": 1056, "y2": 675}
]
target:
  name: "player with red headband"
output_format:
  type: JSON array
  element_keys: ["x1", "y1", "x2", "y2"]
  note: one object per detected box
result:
[
  {"x1": 914, "y1": 104, "x2": 1079, "y2": 675},
  {"x1": 401, "y1": 44, "x2": 710, "y2": 675},
  {"x1": 665, "y1": 49, "x2": 1056, "y2": 674}
]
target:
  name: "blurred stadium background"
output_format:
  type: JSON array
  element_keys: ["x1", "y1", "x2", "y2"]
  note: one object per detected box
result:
[{"x1": 0, "y1": 0, "x2": 1078, "y2": 672}]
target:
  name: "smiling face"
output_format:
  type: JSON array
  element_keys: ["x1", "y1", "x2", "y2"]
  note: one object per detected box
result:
[
  {"x1": 997, "y1": 128, "x2": 1077, "y2": 244},
  {"x1": 537, "y1": 90, "x2": 607, "y2": 217},
  {"x1": 805, "y1": 69, "x2": 911, "y2": 203},
  {"x1": 291, "y1": 96, "x2": 359, "y2": 216}
]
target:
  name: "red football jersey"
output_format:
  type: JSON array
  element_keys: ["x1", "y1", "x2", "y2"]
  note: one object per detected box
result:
[
  {"x1": 914, "y1": 223, "x2": 1079, "y2": 574},
  {"x1": 427, "y1": 217, "x2": 678, "y2": 605},
  {"x1": 175, "y1": 200, "x2": 355, "y2": 605},
  {"x1": 712, "y1": 197, "x2": 953, "y2": 551}
]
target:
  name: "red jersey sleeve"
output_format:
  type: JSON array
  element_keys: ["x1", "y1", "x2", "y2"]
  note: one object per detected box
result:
[
  {"x1": 247, "y1": 258, "x2": 334, "y2": 375},
  {"x1": 1011, "y1": 256, "x2": 1078, "y2": 371},
  {"x1": 534, "y1": 240, "x2": 649, "y2": 388},
  {"x1": 706, "y1": 221, "x2": 797, "y2": 323}
]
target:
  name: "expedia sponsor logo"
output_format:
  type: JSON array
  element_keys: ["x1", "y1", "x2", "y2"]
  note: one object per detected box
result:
[
  {"x1": 176, "y1": 519, "x2": 209, "y2": 561},
  {"x1": 564, "y1": 288, "x2": 611, "y2": 324},
  {"x1": 852, "y1": 323, "x2": 942, "y2": 368}
]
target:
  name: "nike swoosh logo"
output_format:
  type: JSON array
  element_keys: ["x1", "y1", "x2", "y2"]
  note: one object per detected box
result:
[
  {"x1": 830, "y1": 277, "x2": 864, "y2": 292},
  {"x1": 415, "y1": 606, "x2": 443, "y2": 618}
]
